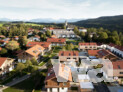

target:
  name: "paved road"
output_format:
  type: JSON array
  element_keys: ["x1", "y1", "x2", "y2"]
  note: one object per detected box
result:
[{"x1": 0, "y1": 63, "x2": 47, "y2": 91}]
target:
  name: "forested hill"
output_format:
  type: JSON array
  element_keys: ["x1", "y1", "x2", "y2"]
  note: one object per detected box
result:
[{"x1": 73, "y1": 15, "x2": 123, "y2": 32}]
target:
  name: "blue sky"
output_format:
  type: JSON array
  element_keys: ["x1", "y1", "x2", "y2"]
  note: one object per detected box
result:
[{"x1": 0, "y1": 0, "x2": 123, "y2": 20}]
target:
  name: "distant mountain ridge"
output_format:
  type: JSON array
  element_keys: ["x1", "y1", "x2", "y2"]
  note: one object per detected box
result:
[
  {"x1": 73, "y1": 15, "x2": 123, "y2": 31},
  {"x1": 0, "y1": 18, "x2": 83, "y2": 23}
]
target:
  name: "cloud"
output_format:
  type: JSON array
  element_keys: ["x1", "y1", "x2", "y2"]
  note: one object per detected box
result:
[{"x1": 0, "y1": 0, "x2": 122, "y2": 19}]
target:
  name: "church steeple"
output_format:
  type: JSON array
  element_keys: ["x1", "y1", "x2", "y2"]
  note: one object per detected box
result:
[{"x1": 65, "y1": 20, "x2": 68, "y2": 27}]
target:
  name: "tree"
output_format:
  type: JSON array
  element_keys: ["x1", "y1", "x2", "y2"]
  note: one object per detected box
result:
[
  {"x1": 65, "y1": 44, "x2": 72, "y2": 51},
  {"x1": 18, "y1": 36, "x2": 28, "y2": 47},
  {"x1": 6, "y1": 41, "x2": 19, "y2": 51},
  {"x1": 40, "y1": 34, "x2": 46, "y2": 41},
  {"x1": 99, "y1": 32, "x2": 108, "y2": 42},
  {"x1": 70, "y1": 43, "x2": 74, "y2": 50},
  {"x1": 31, "y1": 58, "x2": 38, "y2": 65},
  {"x1": 0, "y1": 48, "x2": 7, "y2": 55},
  {"x1": 31, "y1": 66, "x2": 38, "y2": 73},
  {"x1": 16, "y1": 63, "x2": 26, "y2": 75},
  {"x1": 46, "y1": 30, "x2": 51, "y2": 37},
  {"x1": 26, "y1": 60, "x2": 32, "y2": 71},
  {"x1": 79, "y1": 32, "x2": 85, "y2": 38},
  {"x1": 73, "y1": 27, "x2": 79, "y2": 35}
]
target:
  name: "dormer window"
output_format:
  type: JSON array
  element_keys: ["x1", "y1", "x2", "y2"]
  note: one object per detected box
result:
[
  {"x1": 33, "y1": 50, "x2": 38, "y2": 53},
  {"x1": 61, "y1": 53, "x2": 64, "y2": 56}
]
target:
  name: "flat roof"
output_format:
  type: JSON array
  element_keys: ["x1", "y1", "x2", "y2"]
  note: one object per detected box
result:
[
  {"x1": 80, "y1": 82, "x2": 94, "y2": 89},
  {"x1": 78, "y1": 74, "x2": 90, "y2": 80}
]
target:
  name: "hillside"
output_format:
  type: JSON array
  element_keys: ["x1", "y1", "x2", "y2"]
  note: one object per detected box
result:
[{"x1": 73, "y1": 15, "x2": 123, "y2": 32}]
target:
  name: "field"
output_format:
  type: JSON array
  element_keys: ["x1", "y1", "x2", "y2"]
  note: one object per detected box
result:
[
  {"x1": 24, "y1": 23, "x2": 41, "y2": 26},
  {"x1": 0, "y1": 23, "x2": 3, "y2": 27}
]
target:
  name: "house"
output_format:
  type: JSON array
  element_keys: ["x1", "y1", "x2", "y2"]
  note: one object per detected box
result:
[
  {"x1": 0, "y1": 35, "x2": 5, "y2": 39},
  {"x1": 0, "y1": 38, "x2": 9, "y2": 47},
  {"x1": 28, "y1": 35, "x2": 40, "y2": 42},
  {"x1": 14, "y1": 36, "x2": 19, "y2": 40},
  {"x1": 0, "y1": 57, "x2": 14, "y2": 75},
  {"x1": 51, "y1": 35, "x2": 57, "y2": 38},
  {"x1": 102, "y1": 60, "x2": 123, "y2": 79},
  {"x1": 79, "y1": 42, "x2": 97, "y2": 51},
  {"x1": 79, "y1": 28, "x2": 87, "y2": 33},
  {"x1": 52, "y1": 29, "x2": 76, "y2": 38},
  {"x1": 59, "y1": 51, "x2": 79, "y2": 62},
  {"x1": 106, "y1": 43, "x2": 123, "y2": 58},
  {"x1": 47, "y1": 38, "x2": 66, "y2": 46},
  {"x1": 17, "y1": 45, "x2": 45, "y2": 63},
  {"x1": 28, "y1": 31, "x2": 33, "y2": 36},
  {"x1": 26, "y1": 42, "x2": 51, "y2": 52},
  {"x1": 45, "y1": 63, "x2": 72, "y2": 92},
  {"x1": 88, "y1": 50, "x2": 119, "y2": 61}
]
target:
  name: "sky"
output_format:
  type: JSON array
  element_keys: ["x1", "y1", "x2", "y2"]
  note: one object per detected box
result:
[{"x1": 0, "y1": 0, "x2": 123, "y2": 20}]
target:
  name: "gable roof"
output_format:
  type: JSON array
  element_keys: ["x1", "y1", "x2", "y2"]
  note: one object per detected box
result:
[
  {"x1": 79, "y1": 42, "x2": 97, "y2": 46},
  {"x1": 0, "y1": 57, "x2": 7, "y2": 67},
  {"x1": 59, "y1": 51, "x2": 79, "y2": 56},
  {"x1": 25, "y1": 45, "x2": 45, "y2": 57},
  {"x1": 88, "y1": 50, "x2": 99, "y2": 56},
  {"x1": 26, "y1": 42, "x2": 51, "y2": 48},
  {"x1": 47, "y1": 38, "x2": 66, "y2": 43},
  {"x1": 112, "y1": 60, "x2": 123, "y2": 69}
]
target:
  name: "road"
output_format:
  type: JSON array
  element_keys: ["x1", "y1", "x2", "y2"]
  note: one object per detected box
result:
[{"x1": 0, "y1": 63, "x2": 47, "y2": 91}]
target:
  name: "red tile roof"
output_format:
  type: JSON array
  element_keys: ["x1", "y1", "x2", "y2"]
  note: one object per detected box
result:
[
  {"x1": 0, "y1": 57, "x2": 7, "y2": 67},
  {"x1": 47, "y1": 38, "x2": 66, "y2": 43},
  {"x1": 59, "y1": 51, "x2": 79, "y2": 56},
  {"x1": 88, "y1": 50, "x2": 99, "y2": 56},
  {"x1": 26, "y1": 42, "x2": 51, "y2": 48},
  {"x1": 45, "y1": 68, "x2": 56, "y2": 82},
  {"x1": 97, "y1": 50, "x2": 109, "y2": 57},
  {"x1": 0, "y1": 47, "x2": 2, "y2": 51},
  {"x1": 112, "y1": 60, "x2": 123, "y2": 69},
  {"x1": 34, "y1": 35, "x2": 40, "y2": 38},
  {"x1": 79, "y1": 42, "x2": 97, "y2": 46}
]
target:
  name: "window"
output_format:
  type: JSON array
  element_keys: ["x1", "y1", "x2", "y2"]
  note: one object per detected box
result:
[
  {"x1": 120, "y1": 72, "x2": 123, "y2": 74},
  {"x1": 63, "y1": 82, "x2": 67, "y2": 86},
  {"x1": 118, "y1": 65, "x2": 121, "y2": 69},
  {"x1": 61, "y1": 53, "x2": 64, "y2": 56},
  {"x1": 73, "y1": 58, "x2": 76, "y2": 60},
  {"x1": 67, "y1": 57, "x2": 70, "y2": 59}
]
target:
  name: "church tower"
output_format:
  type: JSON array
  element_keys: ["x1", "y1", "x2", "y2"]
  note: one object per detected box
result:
[{"x1": 65, "y1": 20, "x2": 68, "y2": 27}]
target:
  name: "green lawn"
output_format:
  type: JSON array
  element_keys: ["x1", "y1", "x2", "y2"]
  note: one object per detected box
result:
[
  {"x1": 0, "y1": 23, "x2": 3, "y2": 27},
  {"x1": 3, "y1": 77, "x2": 35, "y2": 92},
  {"x1": 3, "y1": 70, "x2": 47, "y2": 92}
]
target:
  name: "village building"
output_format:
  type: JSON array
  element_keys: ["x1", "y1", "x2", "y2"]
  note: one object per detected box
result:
[
  {"x1": 47, "y1": 38, "x2": 66, "y2": 46},
  {"x1": 17, "y1": 45, "x2": 45, "y2": 63},
  {"x1": 0, "y1": 57, "x2": 14, "y2": 75},
  {"x1": 59, "y1": 51, "x2": 79, "y2": 62},
  {"x1": 45, "y1": 63, "x2": 72, "y2": 92},
  {"x1": 79, "y1": 42, "x2": 97, "y2": 51},
  {"x1": 26, "y1": 42, "x2": 51, "y2": 52}
]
